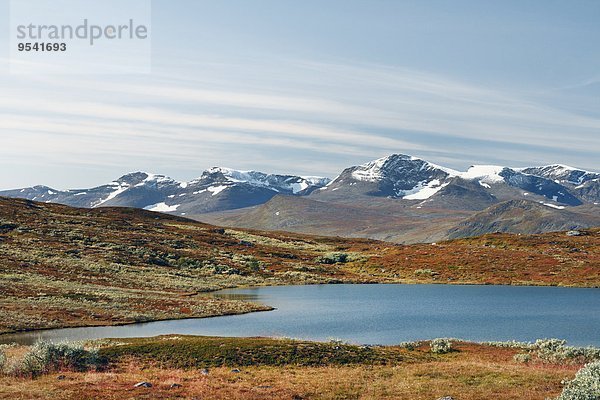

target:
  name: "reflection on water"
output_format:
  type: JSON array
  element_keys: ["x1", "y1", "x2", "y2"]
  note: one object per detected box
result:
[{"x1": 1, "y1": 284, "x2": 599, "y2": 346}]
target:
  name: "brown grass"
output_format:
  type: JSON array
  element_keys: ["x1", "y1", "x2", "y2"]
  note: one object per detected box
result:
[{"x1": 0, "y1": 340, "x2": 579, "y2": 400}]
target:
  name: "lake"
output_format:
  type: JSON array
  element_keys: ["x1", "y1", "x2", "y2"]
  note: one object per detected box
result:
[{"x1": 1, "y1": 284, "x2": 599, "y2": 346}]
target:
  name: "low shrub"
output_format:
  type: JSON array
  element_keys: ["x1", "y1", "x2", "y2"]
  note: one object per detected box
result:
[
  {"x1": 556, "y1": 361, "x2": 600, "y2": 400},
  {"x1": 316, "y1": 252, "x2": 349, "y2": 264},
  {"x1": 414, "y1": 269, "x2": 438, "y2": 276},
  {"x1": 430, "y1": 338, "x2": 453, "y2": 354},
  {"x1": 536, "y1": 338, "x2": 567, "y2": 353},
  {"x1": 513, "y1": 353, "x2": 532, "y2": 363},
  {"x1": 398, "y1": 341, "x2": 421, "y2": 351},
  {"x1": 487, "y1": 339, "x2": 600, "y2": 365},
  {"x1": 484, "y1": 340, "x2": 534, "y2": 349},
  {"x1": 534, "y1": 339, "x2": 600, "y2": 364},
  {"x1": 0, "y1": 217, "x2": 19, "y2": 233},
  {"x1": 0, "y1": 349, "x2": 6, "y2": 371},
  {"x1": 8, "y1": 342, "x2": 106, "y2": 378}
]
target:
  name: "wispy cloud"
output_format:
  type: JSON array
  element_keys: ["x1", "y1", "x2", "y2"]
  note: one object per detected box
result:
[{"x1": 0, "y1": 58, "x2": 598, "y2": 188}]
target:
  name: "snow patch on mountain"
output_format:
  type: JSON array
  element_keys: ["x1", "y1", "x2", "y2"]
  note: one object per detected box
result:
[
  {"x1": 93, "y1": 182, "x2": 129, "y2": 207},
  {"x1": 402, "y1": 179, "x2": 449, "y2": 200},
  {"x1": 207, "y1": 185, "x2": 228, "y2": 196},
  {"x1": 542, "y1": 202, "x2": 565, "y2": 210},
  {"x1": 144, "y1": 202, "x2": 180, "y2": 212},
  {"x1": 460, "y1": 165, "x2": 506, "y2": 184},
  {"x1": 290, "y1": 182, "x2": 309, "y2": 194},
  {"x1": 136, "y1": 173, "x2": 179, "y2": 187}
]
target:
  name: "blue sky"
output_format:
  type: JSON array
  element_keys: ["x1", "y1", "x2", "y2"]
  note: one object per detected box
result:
[{"x1": 0, "y1": 0, "x2": 599, "y2": 189}]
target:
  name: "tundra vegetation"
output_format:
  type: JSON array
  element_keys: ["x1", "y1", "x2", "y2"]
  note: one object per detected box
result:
[
  {"x1": 0, "y1": 197, "x2": 598, "y2": 335},
  {"x1": 0, "y1": 336, "x2": 598, "y2": 399},
  {"x1": 0, "y1": 197, "x2": 599, "y2": 398},
  {"x1": 556, "y1": 361, "x2": 600, "y2": 400},
  {"x1": 0, "y1": 342, "x2": 105, "y2": 378},
  {"x1": 430, "y1": 338, "x2": 454, "y2": 354}
]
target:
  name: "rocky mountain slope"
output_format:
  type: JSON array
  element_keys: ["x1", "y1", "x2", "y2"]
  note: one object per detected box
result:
[
  {"x1": 446, "y1": 200, "x2": 600, "y2": 239},
  {"x1": 202, "y1": 154, "x2": 599, "y2": 242},
  {"x1": 520, "y1": 164, "x2": 600, "y2": 204},
  {"x1": 0, "y1": 169, "x2": 330, "y2": 214},
  {"x1": 313, "y1": 154, "x2": 587, "y2": 207}
]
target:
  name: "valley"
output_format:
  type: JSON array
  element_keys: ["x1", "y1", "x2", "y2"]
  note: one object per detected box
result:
[{"x1": 0, "y1": 196, "x2": 599, "y2": 336}]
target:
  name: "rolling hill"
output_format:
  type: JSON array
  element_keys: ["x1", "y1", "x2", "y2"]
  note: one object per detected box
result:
[{"x1": 0, "y1": 196, "x2": 598, "y2": 335}]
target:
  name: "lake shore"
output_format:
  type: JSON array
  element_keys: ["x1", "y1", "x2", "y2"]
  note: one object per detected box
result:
[
  {"x1": 1, "y1": 198, "x2": 598, "y2": 336},
  {"x1": 4, "y1": 283, "x2": 599, "y2": 347}
]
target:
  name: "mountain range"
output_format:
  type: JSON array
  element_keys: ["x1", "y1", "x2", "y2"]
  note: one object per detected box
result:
[
  {"x1": 0, "y1": 168, "x2": 330, "y2": 215},
  {"x1": 2, "y1": 154, "x2": 598, "y2": 243}
]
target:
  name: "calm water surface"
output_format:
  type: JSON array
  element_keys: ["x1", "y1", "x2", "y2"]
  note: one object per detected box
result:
[{"x1": 2, "y1": 284, "x2": 599, "y2": 345}]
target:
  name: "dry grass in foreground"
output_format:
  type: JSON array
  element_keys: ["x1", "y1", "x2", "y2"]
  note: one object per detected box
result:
[{"x1": 0, "y1": 336, "x2": 586, "y2": 400}]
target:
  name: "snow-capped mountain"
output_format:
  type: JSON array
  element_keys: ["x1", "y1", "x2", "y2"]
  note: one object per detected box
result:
[
  {"x1": 457, "y1": 165, "x2": 582, "y2": 206},
  {"x1": 0, "y1": 172, "x2": 185, "y2": 210},
  {"x1": 520, "y1": 165, "x2": 600, "y2": 186},
  {"x1": 0, "y1": 169, "x2": 331, "y2": 215},
  {"x1": 316, "y1": 154, "x2": 458, "y2": 200},
  {"x1": 314, "y1": 154, "x2": 593, "y2": 208},
  {"x1": 1, "y1": 155, "x2": 597, "y2": 219},
  {"x1": 519, "y1": 165, "x2": 600, "y2": 204},
  {"x1": 198, "y1": 155, "x2": 598, "y2": 243}
]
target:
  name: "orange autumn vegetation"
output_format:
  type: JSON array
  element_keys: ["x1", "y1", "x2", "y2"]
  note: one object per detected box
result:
[
  {"x1": 0, "y1": 336, "x2": 582, "y2": 400},
  {"x1": 0, "y1": 196, "x2": 598, "y2": 334}
]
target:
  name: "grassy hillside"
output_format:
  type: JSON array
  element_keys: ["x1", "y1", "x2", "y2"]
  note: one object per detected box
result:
[
  {"x1": 447, "y1": 200, "x2": 600, "y2": 239},
  {"x1": 0, "y1": 196, "x2": 599, "y2": 334},
  {"x1": 198, "y1": 194, "x2": 470, "y2": 243},
  {"x1": 199, "y1": 195, "x2": 600, "y2": 244}
]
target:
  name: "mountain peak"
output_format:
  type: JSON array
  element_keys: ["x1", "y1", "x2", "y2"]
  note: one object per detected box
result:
[
  {"x1": 205, "y1": 166, "x2": 248, "y2": 175},
  {"x1": 196, "y1": 167, "x2": 330, "y2": 193},
  {"x1": 201, "y1": 167, "x2": 262, "y2": 182},
  {"x1": 520, "y1": 164, "x2": 600, "y2": 186},
  {"x1": 350, "y1": 154, "x2": 459, "y2": 183},
  {"x1": 115, "y1": 172, "x2": 181, "y2": 189},
  {"x1": 318, "y1": 153, "x2": 460, "y2": 200},
  {"x1": 115, "y1": 172, "x2": 151, "y2": 186},
  {"x1": 314, "y1": 154, "x2": 596, "y2": 205}
]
